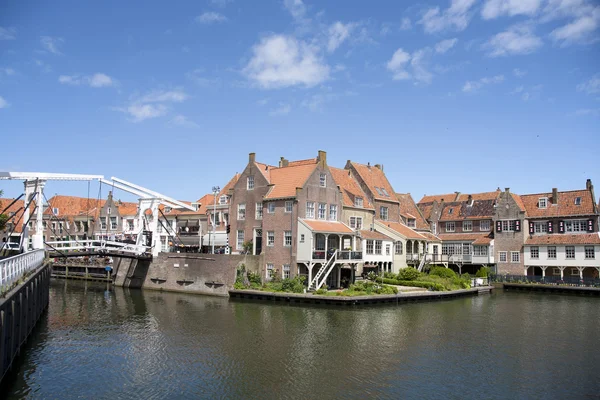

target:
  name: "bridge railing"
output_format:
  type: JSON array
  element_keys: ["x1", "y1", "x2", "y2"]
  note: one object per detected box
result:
[
  {"x1": 0, "y1": 249, "x2": 46, "y2": 294},
  {"x1": 45, "y1": 240, "x2": 149, "y2": 256}
]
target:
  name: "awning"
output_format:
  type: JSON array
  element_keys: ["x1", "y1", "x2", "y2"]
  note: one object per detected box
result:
[{"x1": 202, "y1": 232, "x2": 228, "y2": 246}]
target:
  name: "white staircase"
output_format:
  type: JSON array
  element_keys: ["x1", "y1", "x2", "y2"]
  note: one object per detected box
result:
[
  {"x1": 309, "y1": 250, "x2": 337, "y2": 290},
  {"x1": 417, "y1": 255, "x2": 427, "y2": 272}
]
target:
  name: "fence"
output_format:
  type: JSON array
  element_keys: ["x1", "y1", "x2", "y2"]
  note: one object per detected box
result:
[
  {"x1": 0, "y1": 249, "x2": 46, "y2": 294},
  {"x1": 490, "y1": 274, "x2": 600, "y2": 288}
]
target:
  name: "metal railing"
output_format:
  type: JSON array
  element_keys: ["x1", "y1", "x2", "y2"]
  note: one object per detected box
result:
[
  {"x1": 45, "y1": 240, "x2": 149, "y2": 256},
  {"x1": 0, "y1": 249, "x2": 45, "y2": 293},
  {"x1": 490, "y1": 274, "x2": 600, "y2": 287},
  {"x1": 337, "y1": 251, "x2": 363, "y2": 260}
]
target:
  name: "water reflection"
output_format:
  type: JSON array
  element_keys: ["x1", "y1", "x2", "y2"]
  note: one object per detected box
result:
[{"x1": 2, "y1": 282, "x2": 599, "y2": 399}]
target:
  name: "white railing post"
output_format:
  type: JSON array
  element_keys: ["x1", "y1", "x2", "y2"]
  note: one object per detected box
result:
[{"x1": 0, "y1": 249, "x2": 46, "y2": 292}]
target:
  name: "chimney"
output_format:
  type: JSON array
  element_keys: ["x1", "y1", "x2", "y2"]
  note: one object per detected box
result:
[
  {"x1": 317, "y1": 150, "x2": 327, "y2": 167},
  {"x1": 552, "y1": 188, "x2": 558, "y2": 204},
  {"x1": 374, "y1": 164, "x2": 381, "y2": 170},
  {"x1": 367, "y1": 162, "x2": 371, "y2": 168},
  {"x1": 249, "y1": 152, "x2": 256, "y2": 163},
  {"x1": 279, "y1": 157, "x2": 289, "y2": 168},
  {"x1": 505, "y1": 188, "x2": 510, "y2": 194},
  {"x1": 586, "y1": 179, "x2": 592, "y2": 190},
  {"x1": 467, "y1": 194, "x2": 473, "y2": 206}
]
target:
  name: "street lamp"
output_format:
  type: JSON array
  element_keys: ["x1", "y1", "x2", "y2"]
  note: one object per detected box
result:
[{"x1": 211, "y1": 186, "x2": 220, "y2": 254}]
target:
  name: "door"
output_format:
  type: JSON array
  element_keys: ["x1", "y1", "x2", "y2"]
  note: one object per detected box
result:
[{"x1": 254, "y1": 228, "x2": 262, "y2": 255}]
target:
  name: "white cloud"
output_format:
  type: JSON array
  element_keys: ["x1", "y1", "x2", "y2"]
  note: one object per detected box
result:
[
  {"x1": 411, "y1": 48, "x2": 434, "y2": 84},
  {"x1": 435, "y1": 38, "x2": 458, "y2": 53},
  {"x1": 380, "y1": 23, "x2": 392, "y2": 36},
  {"x1": 386, "y1": 48, "x2": 411, "y2": 80},
  {"x1": 550, "y1": 7, "x2": 600, "y2": 45},
  {"x1": 284, "y1": 0, "x2": 307, "y2": 21},
  {"x1": 0, "y1": 27, "x2": 16, "y2": 40},
  {"x1": 419, "y1": 0, "x2": 477, "y2": 34},
  {"x1": 327, "y1": 22, "x2": 356, "y2": 52},
  {"x1": 484, "y1": 24, "x2": 543, "y2": 56},
  {"x1": 243, "y1": 34, "x2": 330, "y2": 89},
  {"x1": 139, "y1": 89, "x2": 188, "y2": 103},
  {"x1": 0, "y1": 95, "x2": 8, "y2": 109},
  {"x1": 195, "y1": 12, "x2": 227, "y2": 24},
  {"x1": 513, "y1": 68, "x2": 527, "y2": 77},
  {"x1": 400, "y1": 17, "x2": 412, "y2": 31},
  {"x1": 115, "y1": 89, "x2": 189, "y2": 122},
  {"x1": 127, "y1": 104, "x2": 168, "y2": 122},
  {"x1": 481, "y1": 0, "x2": 541, "y2": 20},
  {"x1": 577, "y1": 74, "x2": 600, "y2": 94},
  {"x1": 462, "y1": 75, "x2": 505, "y2": 92},
  {"x1": 170, "y1": 114, "x2": 200, "y2": 128},
  {"x1": 58, "y1": 73, "x2": 115, "y2": 88},
  {"x1": 40, "y1": 36, "x2": 64, "y2": 54},
  {"x1": 269, "y1": 102, "x2": 291, "y2": 116}
]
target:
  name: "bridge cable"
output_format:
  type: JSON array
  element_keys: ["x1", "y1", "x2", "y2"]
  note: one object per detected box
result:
[
  {"x1": 158, "y1": 208, "x2": 186, "y2": 248},
  {"x1": 1, "y1": 179, "x2": 39, "y2": 253},
  {"x1": 42, "y1": 191, "x2": 87, "y2": 252},
  {"x1": 0, "y1": 193, "x2": 24, "y2": 216}
]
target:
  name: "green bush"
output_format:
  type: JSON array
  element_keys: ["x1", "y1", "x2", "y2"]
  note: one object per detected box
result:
[
  {"x1": 397, "y1": 267, "x2": 421, "y2": 281},
  {"x1": 380, "y1": 277, "x2": 445, "y2": 291},
  {"x1": 348, "y1": 280, "x2": 398, "y2": 295},
  {"x1": 247, "y1": 271, "x2": 262, "y2": 286},
  {"x1": 429, "y1": 266, "x2": 457, "y2": 279},
  {"x1": 314, "y1": 287, "x2": 328, "y2": 295},
  {"x1": 476, "y1": 266, "x2": 491, "y2": 278},
  {"x1": 384, "y1": 272, "x2": 397, "y2": 279}
]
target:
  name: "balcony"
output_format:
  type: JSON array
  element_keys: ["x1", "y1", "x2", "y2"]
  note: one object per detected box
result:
[{"x1": 311, "y1": 250, "x2": 362, "y2": 262}]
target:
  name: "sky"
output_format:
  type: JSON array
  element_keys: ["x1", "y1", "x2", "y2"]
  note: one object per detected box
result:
[{"x1": 0, "y1": 0, "x2": 599, "y2": 204}]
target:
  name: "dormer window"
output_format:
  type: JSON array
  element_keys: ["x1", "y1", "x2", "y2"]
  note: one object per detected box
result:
[
  {"x1": 575, "y1": 197, "x2": 581, "y2": 205},
  {"x1": 53, "y1": 207, "x2": 59, "y2": 216},
  {"x1": 381, "y1": 188, "x2": 390, "y2": 197},
  {"x1": 407, "y1": 218, "x2": 416, "y2": 228},
  {"x1": 165, "y1": 206, "x2": 172, "y2": 213},
  {"x1": 219, "y1": 195, "x2": 228, "y2": 205},
  {"x1": 355, "y1": 197, "x2": 363, "y2": 208},
  {"x1": 448, "y1": 208, "x2": 453, "y2": 214},
  {"x1": 538, "y1": 197, "x2": 548, "y2": 209},
  {"x1": 375, "y1": 187, "x2": 383, "y2": 196},
  {"x1": 192, "y1": 203, "x2": 199, "y2": 211}
]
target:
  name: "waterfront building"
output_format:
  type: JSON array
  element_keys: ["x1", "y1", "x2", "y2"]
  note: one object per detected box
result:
[
  {"x1": 0, "y1": 197, "x2": 25, "y2": 248},
  {"x1": 205, "y1": 173, "x2": 239, "y2": 253}
]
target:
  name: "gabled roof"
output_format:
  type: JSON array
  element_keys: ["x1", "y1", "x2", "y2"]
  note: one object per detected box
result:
[
  {"x1": 396, "y1": 193, "x2": 429, "y2": 230},
  {"x1": 219, "y1": 173, "x2": 241, "y2": 197},
  {"x1": 419, "y1": 193, "x2": 458, "y2": 204},
  {"x1": 419, "y1": 190, "x2": 501, "y2": 205},
  {"x1": 360, "y1": 229, "x2": 393, "y2": 241},
  {"x1": 418, "y1": 203, "x2": 434, "y2": 220},
  {"x1": 525, "y1": 233, "x2": 600, "y2": 245},
  {"x1": 195, "y1": 193, "x2": 215, "y2": 215},
  {"x1": 114, "y1": 201, "x2": 138, "y2": 216},
  {"x1": 348, "y1": 162, "x2": 398, "y2": 203},
  {"x1": 330, "y1": 167, "x2": 374, "y2": 209},
  {"x1": 420, "y1": 231, "x2": 442, "y2": 242},
  {"x1": 264, "y1": 163, "x2": 318, "y2": 200},
  {"x1": 300, "y1": 219, "x2": 354, "y2": 234},
  {"x1": 44, "y1": 195, "x2": 106, "y2": 219},
  {"x1": 377, "y1": 220, "x2": 425, "y2": 240},
  {"x1": 1, "y1": 198, "x2": 25, "y2": 233},
  {"x1": 439, "y1": 199, "x2": 496, "y2": 221},
  {"x1": 511, "y1": 193, "x2": 526, "y2": 212},
  {"x1": 254, "y1": 162, "x2": 274, "y2": 182},
  {"x1": 288, "y1": 158, "x2": 317, "y2": 167},
  {"x1": 521, "y1": 189, "x2": 595, "y2": 218}
]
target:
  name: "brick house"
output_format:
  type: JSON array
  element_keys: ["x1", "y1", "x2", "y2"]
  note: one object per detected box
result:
[
  {"x1": 205, "y1": 173, "x2": 240, "y2": 253},
  {"x1": 0, "y1": 198, "x2": 25, "y2": 250}
]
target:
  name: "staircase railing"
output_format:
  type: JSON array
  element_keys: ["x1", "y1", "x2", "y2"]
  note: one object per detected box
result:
[
  {"x1": 309, "y1": 250, "x2": 337, "y2": 290},
  {"x1": 0, "y1": 249, "x2": 45, "y2": 294},
  {"x1": 417, "y1": 255, "x2": 427, "y2": 272}
]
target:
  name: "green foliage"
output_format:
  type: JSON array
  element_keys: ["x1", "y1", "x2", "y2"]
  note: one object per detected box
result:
[
  {"x1": 242, "y1": 240, "x2": 253, "y2": 254},
  {"x1": 346, "y1": 280, "x2": 398, "y2": 295},
  {"x1": 384, "y1": 272, "x2": 397, "y2": 279},
  {"x1": 476, "y1": 266, "x2": 491, "y2": 278},
  {"x1": 397, "y1": 267, "x2": 421, "y2": 281},
  {"x1": 380, "y1": 277, "x2": 445, "y2": 291},
  {"x1": 0, "y1": 214, "x2": 8, "y2": 231},
  {"x1": 429, "y1": 266, "x2": 457, "y2": 279},
  {"x1": 280, "y1": 276, "x2": 306, "y2": 293},
  {"x1": 233, "y1": 281, "x2": 246, "y2": 290},
  {"x1": 314, "y1": 287, "x2": 328, "y2": 295},
  {"x1": 247, "y1": 271, "x2": 262, "y2": 286},
  {"x1": 366, "y1": 271, "x2": 378, "y2": 281}
]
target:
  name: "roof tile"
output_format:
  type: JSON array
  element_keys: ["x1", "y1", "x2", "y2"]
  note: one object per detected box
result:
[{"x1": 525, "y1": 233, "x2": 600, "y2": 245}]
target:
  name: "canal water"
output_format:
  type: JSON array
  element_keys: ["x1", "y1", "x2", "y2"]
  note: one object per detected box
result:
[{"x1": 2, "y1": 280, "x2": 599, "y2": 399}]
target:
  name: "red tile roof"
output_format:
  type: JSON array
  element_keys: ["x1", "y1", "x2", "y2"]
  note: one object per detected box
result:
[
  {"x1": 330, "y1": 167, "x2": 373, "y2": 209},
  {"x1": 418, "y1": 203, "x2": 434, "y2": 220},
  {"x1": 44, "y1": 196, "x2": 106, "y2": 219},
  {"x1": 419, "y1": 193, "x2": 459, "y2": 204},
  {"x1": 254, "y1": 163, "x2": 274, "y2": 182},
  {"x1": 1, "y1": 198, "x2": 25, "y2": 233},
  {"x1": 396, "y1": 193, "x2": 429, "y2": 230},
  {"x1": 301, "y1": 219, "x2": 354, "y2": 234},
  {"x1": 525, "y1": 233, "x2": 600, "y2": 245},
  {"x1": 511, "y1": 193, "x2": 526, "y2": 212},
  {"x1": 521, "y1": 189, "x2": 595, "y2": 218},
  {"x1": 349, "y1": 162, "x2": 398, "y2": 203},
  {"x1": 218, "y1": 173, "x2": 241, "y2": 197},
  {"x1": 195, "y1": 193, "x2": 215, "y2": 215},
  {"x1": 115, "y1": 201, "x2": 138, "y2": 216},
  {"x1": 288, "y1": 158, "x2": 317, "y2": 167},
  {"x1": 438, "y1": 232, "x2": 493, "y2": 243},
  {"x1": 265, "y1": 163, "x2": 318, "y2": 199},
  {"x1": 420, "y1": 232, "x2": 442, "y2": 242},
  {"x1": 360, "y1": 229, "x2": 393, "y2": 240},
  {"x1": 378, "y1": 220, "x2": 425, "y2": 240}
]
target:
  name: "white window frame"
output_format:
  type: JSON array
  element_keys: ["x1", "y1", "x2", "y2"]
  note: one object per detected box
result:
[
  {"x1": 247, "y1": 176, "x2": 255, "y2": 190},
  {"x1": 530, "y1": 246, "x2": 539, "y2": 259},
  {"x1": 366, "y1": 240, "x2": 374, "y2": 255},
  {"x1": 355, "y1": 197, "x2": 363, "y2": 208},
  {"x1": 480, "y1": 220, "x2": 490, "y2": 231},
  {"x1": 431, "y1": 223, "x2": 437, "y2": 234},
  {"x1": 407, "y1": 218, "x2": 416, "y2": 228},
  {"x1": 534, "y1": 221, "x2": 548, "y2": 234},
  {"x1": 585, "y1": 246, "x2": 595, "y2": 259},
  {"x1": 110, "y1": 216, "x2": 118, "y2": 230},
  {"x1": 283, "y1": 264, "x2": 291, "y2": 279},
  {"x1": 538, "y1": 197, "x2": 547, "y2": 209},
  {"x1": 267, "y1": 231, "x2": 275, "y2": 246},
  {"x1": 565, "y1": 220, "x2": 586, "y2": 233},
  {"x1": 319, "y1": 173, "x2": 326, "y2": 187},
  {"x1": 329, "y1": 205, "x2": 337, "y2": 221},
  {"x1": 395, "y1": 241, "x2": 403, "y2": 255},
  {"x1": 285, "y1": 201, "x2": 293, "y2": 213},
  {"x1": 547, "y1": 246, "x2": 557, "y2": 259},
  {"x1": 349, "y1": 216, "x2": 363, "y2": 230},
  {"x1": 499, "y1": 251, "x2": 507, "y2": 263},
  {"x1": 511, "y1": 251, "x2": 520, "y2": 263},
  {"x1": 100, "y1": 217, "x2": 107, "y2": 230},
  {"x1": 574, "y1": 197, "x2": 581, "y2": 205},
  {"x1": 284, "y1": 231, "x2": 292, "y2": 247},
  {"x1": 380, "y1": 206, "x2": 388, "y2": 221},
  {"x1": 463, "y1": 221, "x2": 472, "y2": 232},
  {"x1": 266, "y1": 263, "x2": 274, "y2": 279},
  {"x1": 256, "y1": 203, "x2": 263, "y2": 220},
  {"x1": 219, "y1": 195, "x2": 228, "y2": 205},
  {"x1": 565, "y1": 246, "x2": 575, "y2": 259},
  {"x1": 318, "y1": 203, "x2": 326, "y2": 220},
  {"x1": 375, "y1": 240, "x2": 382, "y2": 255},
  {"x1": 306, "y1": 202, "x2": 315, "y2": 219},
  {"x1": 501, "y1": 220, "x2": 516, "y2": 232},
  {"x1": 237, "y1": 230, "x2": 244, "y2": 250},
  {"x1": 237, "y1": 204, "x2": 246, "y2": 220},
  {"x1": 267, "y1": 203, "x2": 275, "y2": 214},
  {"x1": 386, "y1": 244, "x2": 391, "y2": 256},
  {"x1": 446, "y1": 222, "x2": 455, "y2": 232}
]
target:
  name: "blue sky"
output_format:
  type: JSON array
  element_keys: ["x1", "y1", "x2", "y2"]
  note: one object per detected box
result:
[{"x1": 1, "y1": 0, "x2": 599, "y2": 203}]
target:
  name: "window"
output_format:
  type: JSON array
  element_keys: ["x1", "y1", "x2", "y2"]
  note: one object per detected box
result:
[
  {"x1": 110, "y1": 216, "x2": 117, "y2": 230},
  {"x1": 575, "y1": 197, "x2": 581, "y2": 205},
  {"x1": 306, "y1": 202, "x2": 315, "y2": 218},
  {"x1": 565, "y1": 246, "x2": 575, "y2": 259},
  {"x1": 59, "y1": 222, "x2": 64, "y2": 234},
  {"x1": 511, "y1": 252, "x2": 520, "y2": 263},
  {"x1": 100, "y1": 217, "x2": 107, "y2": 230},
  {"x1": 446, "y1": 222, "x2": 455, "y2": 232},
  {"x1": 247, "y1": 176, "x2": 254, "y2": 190},
  {"x1": 538, "y1": 197, "x2": 547, "y2": 208},
  {"x1": 349, "y1": 216, "x2": 363, "y2": 230},
  {"x1": 256, "y1": 203, "x2": 263, "y2": 220},
  {"x1": 43, "y1": 221, "x2": 47, "y2": 231},
  {"x1": 266, "y1": 263, "x2": 274, "y2": 279},
  {"x1": 474, "y1": 246, "x2": 488, "y2": 256},
  {"x1": 381, "y1": 188, "x2": 390, "y2": 197},
  {"x1": 375, "y1": 187, "x2": 383, "y2": 196},
  {"x1": 355, "y1": 197, "x2": 363, "y2": 207},
  {"x1": 395, "y1": 241, "x2": 403, "y2": 255},
  {"x1": 127, "y1": 219, "x2": 134, "y2": 230},
  {"x1": 431, "y1": 223, "x2": 437, "y2": 234},
  {"x1": 284, "y1": 231, "x2": 292, "y2": 247},
  {"x1": 267, "y1": 231, "x2": 275, "y2": 246},
  {"x1": 319, "y1": 173, "x2": 326, "y2": 187},
  {"x1": 52, "y1": 207, "x2": 59, "y2": 215},
  {"x1": 212, "y1": 212, "x2": 220, "y2": 226},
  {"x1": 448, "y1": 208, "x2": 453, "y2": 215},
  {"x1": 318, "y1": 203, "x2": 326, "y2": 219},
  {"x1": 165, "y1": 206, "x2": 172, "y2": 213},
  {"x1": 375, "y1": 240, "x2": 382, "y2": 255},
  {"x1": 386, "y1": 244, "x2": 391, "y2": 255},
  {"x1": 366, "y1": 240, "x2": 374, "y2": 254},
  {"x1": 407, "y1": 218, "x2": 416, "y2": 228},
  {"x1": 480, "y1": 220, "x2": 490, "y2": 231},
  {"x1": 380, "y1": 206, "x2": 388, "y2": 221},
  {"x1": 329, "y1": 205, "x2": 337, "y2": 221},
  {"x1": 463, "y1": 221, "x2": 472, "y2": 231},
  {"x1": 283, "y1": 264, "x2": 291, "y2": 279},
  {"x1": 300, "y1": 234, "x2": 305, "y2": 243},
  {"x1": 499, "y1": 251, "x2": 507, "y2": 262},
  {"x1": 264, "y1": 203, "x2": 274, "y2": 214},
  {"x1": 570, "y1": 269, "x2": 580, "y2": 276},
  {"x1": 585, "y1": 246, "x2": 595, "y2": 259},
  {"x1": 547, "y1": 246, "x2": 556, "y2": 259},
  {"x1": 237, "y1": 230, "x2": 244, "y2": 250},
  {"x1": 237, "y1": 204, "x2": 246, "y2": 220},
  {"x1": 501, "y1": 220, "x2": 516, "y2": 232},
  {"x1": 530, "y1": 246, "x2": 539, "y2": 259},
  {"x1": 534, "y1": 222, "x2": 548, "y2": 234},
  {"x1": 565, "y1": 220, "x2": 586, "y2": 232},
  {"x1": 285, "y1": 201, "x2": 293, "y2": 213},
  {"x1": 219, "y1": 195, "x2": 228, "y2": 205},
  {"x1": 552, "y1": 268, "x2": 561, "y2": 276}
]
